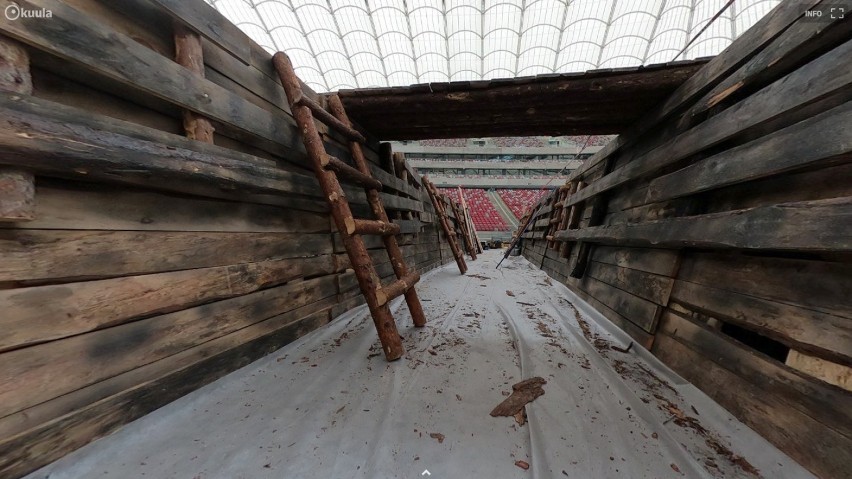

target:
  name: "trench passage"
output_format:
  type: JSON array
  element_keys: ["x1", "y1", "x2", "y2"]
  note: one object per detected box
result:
[{"x1": 28, "y1": 251, "x2": 813, "y2": 479}]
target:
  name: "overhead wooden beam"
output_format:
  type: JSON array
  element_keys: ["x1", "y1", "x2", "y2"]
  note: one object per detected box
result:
[{"x1": 0, "y1": 34, "x2": 34, "y2": 222}]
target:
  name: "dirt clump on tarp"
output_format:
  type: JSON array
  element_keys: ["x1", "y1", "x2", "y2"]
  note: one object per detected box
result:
[{"x1": 490, "y1": 377, "x2": 547, "y2": 423}]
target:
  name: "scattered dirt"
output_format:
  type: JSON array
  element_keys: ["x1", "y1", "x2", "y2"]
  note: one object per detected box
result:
[
  {"x1": 506, "y1": 290, "x2": 515, "y2": 297},
  {"x1": 514, "y1": 460, "x2": 530, "y2": 470},
  {"x1": 429, "y1": 432, "x2": 445, "y2": 444},
  {"x1": 468, "y1": 274, "x2": 491, "y2": 280},
  {"x1": 491, "y1": 377, "x2": 547, "y2": 418},
  {"x1": 670, "y1": 463, "x2": 681, "y2": 473}
]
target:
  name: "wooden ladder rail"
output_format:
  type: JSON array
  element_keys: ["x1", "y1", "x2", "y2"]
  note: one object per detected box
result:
[
  {"x1": 273, "y1": 53, "x2": 425, "y2": 361},
  {"x1": 423, "y1": 178, "x2": 467, "y2": 274},
  {"x1": 449, "y1": 197, "x2": 477, "y2": 260}
]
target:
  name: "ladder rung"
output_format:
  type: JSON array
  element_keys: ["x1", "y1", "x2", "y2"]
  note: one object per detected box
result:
[
  {"x1": 345, "y1": 218, "x2": 400, "y2": 236},
  {"x1": 376, "y1": 271, "x2": 420, "y2": 306},
  {"x1": 549, "y1": 216, "x2": 561, "y2": 224},
  {"x1": 294, "y1": 95, "x2": 366, "y2": 143},
  {"x1": 321, "y1": 155, "x2": 382, "y2": 190}
]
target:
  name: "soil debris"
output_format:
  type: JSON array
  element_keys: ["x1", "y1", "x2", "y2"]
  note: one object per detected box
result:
[
  {"x1": 514, "y1": 460, "x2": 530, "y2": 470},
  {"x1": 429, "y1": 432, "x2": 445, "y2": 444}
]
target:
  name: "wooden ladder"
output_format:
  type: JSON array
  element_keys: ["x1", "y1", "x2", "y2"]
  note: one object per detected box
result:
[
  {"x1": 423, "y1": 177, "x2": 467, "y2": 274},
  {"x1": 273, "y1": 53, "x2": 426, "y2": 361}
]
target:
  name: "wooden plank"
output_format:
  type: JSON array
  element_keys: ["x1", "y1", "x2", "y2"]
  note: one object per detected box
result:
[
  {"x1": 0, "y1": 230, "x2": 332, "y2": 282},
  {"x1": 670, "y1": 280, "x2": 852, "y2": 366},
  {"x1": 0, "y1": 92, "x2": 331, "y2": 205},
  {"x1": 0, "y1": 256, "x2": 337, "y2": 352},
  {"x1": 149, "y1": 0, "x2": 250, "y2": 63},
  {"x1": 647, "y1": 100, "x2": 852, "y2": 204},
  {"x1": 0, "y1": 275, "x2": 338, "y2": 418},
  {"x1": 591, "y1": 245, "x2": 680, "y2": 276},
  {"x1": 0, "y1": 0, "x2": 308, "y2": 161},
  {"x1": 565, "y1": 37, "x2": 852, "y2": 208},
  {"x1": 579, "y1": 275, "x2": 660, "y2": 333},
  {"x1": 0, "y1": 306, "x2": 334, "y2": 479},
  {"x1": 677, "y1": 252, "x2": 852, "y2": 319},
  {"x1": 0, "y1": 182, "x2": 329, "y2": 233},
  {"x1": 586, "y1": 261, "x2": 674, "y2": 305},
  {"x1": 652, "y1": 327, "x2": 852, "y2": 479},
  {"x1": 555, "y1": 197, "x2": 852, "y2": 252},
  {"x1": 787, "y1": 350, "x2": 852, "y2": 392},
  {"x1": 568, "y1": 0, "x2": 823, "y2": 182},
  {"x1": 565, "y1": 280, "x2": 655, "y2": 349}
]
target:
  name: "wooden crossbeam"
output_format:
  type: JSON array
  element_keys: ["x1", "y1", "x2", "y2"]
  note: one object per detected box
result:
[{"x1": 321, "y1": 155, "x2": 383, "y2": 190}]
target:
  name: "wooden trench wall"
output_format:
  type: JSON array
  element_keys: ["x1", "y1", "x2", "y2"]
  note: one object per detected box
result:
[
  {"x1": 0, "y1": 1, "x2": 471, "y2": 477},
  {"x1": 520, "y1": 3, "x2": 851, "y2": 478}
]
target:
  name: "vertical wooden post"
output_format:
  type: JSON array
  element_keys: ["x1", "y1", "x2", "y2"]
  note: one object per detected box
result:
[
  {"x1": 174, "y1": 22, "x2": 215, "y2": 143},
  {"x1": 393, "y1": 153, "x2": 413, "y2": 220},
  {"x1": 0, "y1": 35, "x2": 35, "y2": 222},
  {"x1": 450, "y1": 197, "x2": 477, "y2": 260}
]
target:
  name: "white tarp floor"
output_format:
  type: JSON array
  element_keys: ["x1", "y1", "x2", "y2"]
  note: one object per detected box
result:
[{"x1": 28, "y1": 250, "x2": 814, "y2": 479}]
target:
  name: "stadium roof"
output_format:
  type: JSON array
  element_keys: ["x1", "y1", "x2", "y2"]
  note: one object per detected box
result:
[{"x1": 206, "y1": 0, "x2": 780, "y2": 93}]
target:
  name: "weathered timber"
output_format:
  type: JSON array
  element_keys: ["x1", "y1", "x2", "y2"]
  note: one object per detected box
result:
[
  {"x1": 565, "y1": 38, "x2": 852, "y2": 208},
  {"x1": 554, "y1": 198, "x2": 852, "y2": 252},
  {"x1": 0, "y1": 230, "x2": 332, "y2": 282},
  {"x1": 0, "y1": 275, "x2": 338, "y2": 419},
  {"x1": 347, "y1": 218, "x2": 400, "y2": 236},
  {"x1": 0, "y1": 34, "x2": 35, "y2": 222},
  {"x1": 0, "y1": 256, "x2": 337, "y2": 352},
  {"x1": 173, "y1": 22, "x2": 215, "y2": 142},
  {"x1": 322, "y1": 155, "x2": 383, "y2": 190},
  {"x1": 670, "y1": 280, "x2": 852, "y2": 366}
]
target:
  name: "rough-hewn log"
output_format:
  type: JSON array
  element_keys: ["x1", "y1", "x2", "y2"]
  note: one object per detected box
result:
[
  {"x1": 174, "y1": 22, "x2": 215, "y2": 143},
  {"x1": 0, "y1": 34, "x2": 35, "y2": 222},
  {"x1": 322, "y1": 155, "x2": 383, "y2": 190}
]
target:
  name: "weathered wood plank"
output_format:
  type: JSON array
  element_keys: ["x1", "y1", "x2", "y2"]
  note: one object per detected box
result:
[
  {"x1": 591, "y1": 245, "x2": 680, "y2": 276},
  {"x1": 0, "y1": 305, "x2": 334, "y2": 479},
  {"x1": 149, "y1": 0, "x2": 250, "y2": 64},
  {"x1": 653, "y1": 326, "x2": 852, "y2": 479},
  {"x1": 0, "y1": 256, "x2": 337, "y2": 352},
  {"x1": 579, "y1": 275, "x2": 660, "y2": 333},
  {"x1": 586, "y1": 261, "x2": 674, "y2": 305},
  {"x1": 0, "y1": 230, "x2": 333, "y2": 282},
  {"x1": 647, "y1": 100, "x2": 852, "y2": 204},
  {"x1": 670, "y1": 279, "x2": 852, "y2": 366},
  {"x1": 555, "y1": 198, "x2": 852, "y2": 252},
  {"x1": 568, "y1": 0, "x2": 823, "y2": 182},
  {"x1": 0, "y1": 0, "x2": 307, "y2": 160},
  {"x1": 0, "y1": 168, "x2": 34, "y2": 222},
  {"x1": 566, "y1": 37, "x2": 852, "y2": 208},
  {"x1": 0, "y1": 275, "x2": 338, "y2": 418},
  {"x1": 0, "y1": 183, "x2": 329, "y2": 233},
  {"x1": 677, "y1": 252, "x2": 852, "y2": 319}
]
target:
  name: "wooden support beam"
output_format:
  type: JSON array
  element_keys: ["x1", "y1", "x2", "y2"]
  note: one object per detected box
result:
[
  {"x1": 321, "y1": 155, "x2": 383, "y2": 190},
  {"x1": 173, "y1": 22, "x2": 215, "y2": 143},
  {"x1": 0, "y1": 34, "x2": 34, "y2": 222}
]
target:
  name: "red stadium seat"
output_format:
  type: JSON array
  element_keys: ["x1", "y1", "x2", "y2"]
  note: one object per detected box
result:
[
  {"x1": 497, "y1": 189, "x2": 548, "y2": 220},
  {"x1": 439, "y1": 188, "x2": 508, "y2": 231}
]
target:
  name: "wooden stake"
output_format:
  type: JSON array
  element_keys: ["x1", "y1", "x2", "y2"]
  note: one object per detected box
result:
[{"x1": 174, "y1": 22, "x2": 215, "y2": 143}]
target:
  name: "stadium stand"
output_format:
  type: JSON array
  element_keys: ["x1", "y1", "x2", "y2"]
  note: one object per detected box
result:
[
  {"x1": 440, "y1": 188, "x2": 508, "y2": 231},
  {"x1": 497, "y1": 189, "x2": 549, "y2": 220}
]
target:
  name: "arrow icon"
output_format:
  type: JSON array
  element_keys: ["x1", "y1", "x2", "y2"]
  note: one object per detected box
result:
[{"x1": 421, "y1": 470, "x2": 431, "y2": 476}]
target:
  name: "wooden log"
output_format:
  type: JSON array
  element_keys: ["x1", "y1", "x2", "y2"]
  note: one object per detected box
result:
[
  {"x1": 0, "y1": 34, "x2": 35, "y2": 222},
  {"x1": 555, "y1": 197, "x2": 852, "y2": 252},
  {"x1": 346, "y1": 218, "x2": 400, "y2": 236},
  {"x1": 273, "y1": 53, "x2": 404, "y2": 359},
  {"x1": 173, "y1": 22, "x2": 215, "y2": 143},
  {"x1": 326, "y1": 94, "x2": 427, "y2": 328},
  {"x1": 423, "y1": 177, "x2": 467, "y2": 274},
  {"x1": 376, "y1": 270, "x2": 420, "y2": 306},
  {"x1": 297, "y1": 94, "x2": 365, "y2": 143},
  {"x1": 0, "y1": 256, "x2": 336, "y2": 352},
  {"x1": 322, "y1": 155, "x2": 383, "y2": 190}
]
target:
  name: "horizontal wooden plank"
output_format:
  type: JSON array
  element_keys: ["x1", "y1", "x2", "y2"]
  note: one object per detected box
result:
[
  {"x1": 670, "y1": 279, "x2": 852, "y2": 366},
  {"x1": 0, "y1": 275, "x2": 338, "y2": 418},
  {"x1": 149, "y1": 0, "x2": 250, "y2": 63},
  {"x1": 591, "y1": 245, "x2": 680, "y2": 276},
  {"x1": 0, "y1": 305, "x2": 335, "y2": 479},
  {"x1": 566, "y1": 37, "x2": 852, "y2": 208},
  {"x1": 555, "y1": 198, "x2": 852, "y2": 252},
  {"x1": 579, "y1": 275, "x2": 660, "y2": 333},
  {"x1": 677, "y1": 252, "x2": 852, "y2": 319},
  {"x1": 0, "y1": 183, "x2": 330, "y2": 233},
  {"x1": 0, "y1": 256, "x2": 337, "y2": 352},
  {"x1": 658, "y1": 311, "x2": 852, "y2": 433},
  {"x1": 0, "y1": 230, "x2": 332, "y2": 282},
  {"x1": 652, "y1": 326, "x2": 852, "y2": 479},
  {"x1": 586, "y1": 261, "x2": 674, "y2": 305},
  {"x1": 647, "y1": 100, "x2": 852, "y2": 204}
]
